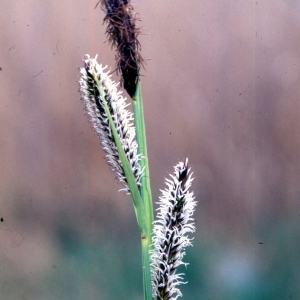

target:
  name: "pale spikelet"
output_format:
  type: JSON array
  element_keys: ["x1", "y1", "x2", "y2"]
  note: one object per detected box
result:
[
  {"x1": 151, "y1": 159, "x2": 196, "y2": 300},
  {"x1": 79, "y1": 54, "x2": 143, "y2": 193}
]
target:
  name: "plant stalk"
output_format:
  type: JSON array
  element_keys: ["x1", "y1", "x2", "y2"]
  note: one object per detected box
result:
[
  {"x1": 141, "y1": 232, "x2": 153, "y2": 300},
  {"x1": 132, "y1": 82, "x2": 154, "y2": 238},
  {"x1": 132, "y1": 82, "x2": 154, "y2": 300}
]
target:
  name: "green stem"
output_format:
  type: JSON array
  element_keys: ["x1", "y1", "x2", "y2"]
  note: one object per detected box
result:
[
  {"x1": 141, "y1": 233, "x2": 153, "y2": 300},
  {"x1": 132, "y1": 82, "x2": 154, "y2": 238},
  {"x1": 132, "y1": 82, "x2": 154, "y2": 300},
  {"x1": 97, "y1": 76, "x2": 153, "y2": 299}
]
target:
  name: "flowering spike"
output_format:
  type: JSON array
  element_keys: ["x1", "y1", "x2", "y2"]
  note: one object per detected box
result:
[
  {"x1": 95, "y1": 0, "x2": 144, "y2": 97},
  {"x1": 79, "y1": 54, "x2": 143, "y2": 193},
  {"x1": 151, "y1": 159, "x2": 196, "y2": 300}
]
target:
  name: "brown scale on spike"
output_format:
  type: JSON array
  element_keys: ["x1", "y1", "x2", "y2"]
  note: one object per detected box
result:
[{"x1": 96, "y1": 0, "x2": 144, "y2": 97}]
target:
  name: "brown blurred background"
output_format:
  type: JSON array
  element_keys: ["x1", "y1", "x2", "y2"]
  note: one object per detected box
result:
[{"x1": 1, "y1": 0, "x2": 300, "y2": 299}]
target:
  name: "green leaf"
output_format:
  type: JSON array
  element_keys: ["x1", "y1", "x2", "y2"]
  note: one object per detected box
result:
[{"x1": 94, "y1": 77, "x2": 146, "y2": 232}]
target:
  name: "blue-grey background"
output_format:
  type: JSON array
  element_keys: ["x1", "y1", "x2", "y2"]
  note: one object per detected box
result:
[{"x1": 1, "y1": 1, "x2": 300, "y2": 299}]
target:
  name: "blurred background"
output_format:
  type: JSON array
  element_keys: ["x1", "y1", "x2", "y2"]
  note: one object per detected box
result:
[{"x1": 1, "y1": 0, "x2": 300, "y2": 299}]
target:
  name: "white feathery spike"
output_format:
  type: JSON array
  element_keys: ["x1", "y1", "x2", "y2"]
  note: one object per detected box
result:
[
  {"x1": 151, "y1": 159, "x2": 196, "y2": 300},
  {"x1": 79, "y1": 54, "x2": 143, "y2": 194}
]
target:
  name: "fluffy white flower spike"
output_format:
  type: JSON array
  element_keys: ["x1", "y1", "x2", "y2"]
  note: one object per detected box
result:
[
  {"x1": 151, "y1": 159, "x2": 196, "y2": 300},
  {"x1": 79, "y1": 55, "x2": 143, "y2": 193}
]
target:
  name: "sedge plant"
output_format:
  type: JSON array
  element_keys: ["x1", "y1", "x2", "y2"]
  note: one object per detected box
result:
[{"x1": 78, "y1": 1, "x2": 196, "y2": 299}]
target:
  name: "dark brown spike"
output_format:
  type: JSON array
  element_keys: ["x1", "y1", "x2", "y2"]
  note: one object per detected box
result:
[{"x1": 96, "y1": 0, "x2": 144, "y2": 97}]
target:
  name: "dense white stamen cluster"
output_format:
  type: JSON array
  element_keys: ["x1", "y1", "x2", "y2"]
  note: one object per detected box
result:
[
  {"x1": 151, "y1": 159, "x2": 196, "y2": 300},
  {"x1": 79, "y1": 54, "x2": 143, "y2": 193}
]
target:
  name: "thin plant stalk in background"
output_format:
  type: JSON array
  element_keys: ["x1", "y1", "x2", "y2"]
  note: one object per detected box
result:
[{"x1": 78, "y1": 1, "x2": 196, "y2": 299}]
